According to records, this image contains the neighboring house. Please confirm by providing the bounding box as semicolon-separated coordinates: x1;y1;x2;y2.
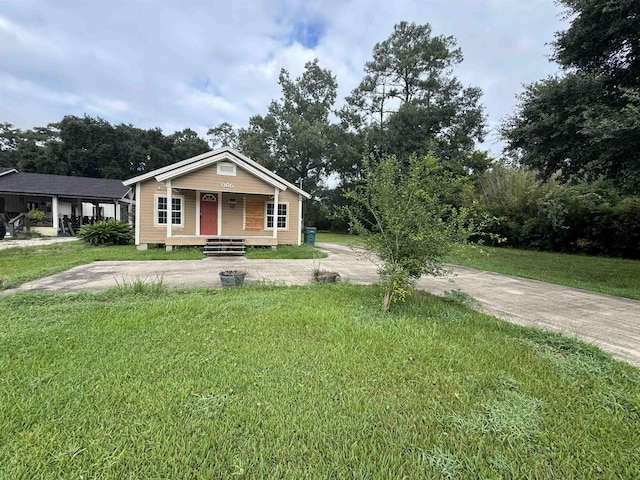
0;167;133;236
123;147;311;250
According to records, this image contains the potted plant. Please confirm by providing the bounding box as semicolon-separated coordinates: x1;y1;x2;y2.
311;250;339;283
313;270;340;283
219;270;247;288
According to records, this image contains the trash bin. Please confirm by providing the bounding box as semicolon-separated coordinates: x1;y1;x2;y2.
304;227;317;246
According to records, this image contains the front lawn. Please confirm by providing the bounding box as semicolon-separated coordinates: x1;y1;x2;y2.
0;242;203;290
245;244;327;259
447;244;640;301
1;284;638;478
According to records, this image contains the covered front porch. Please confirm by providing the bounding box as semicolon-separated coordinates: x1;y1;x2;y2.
3;194;132;238
137;185;302;251
0;168;134;238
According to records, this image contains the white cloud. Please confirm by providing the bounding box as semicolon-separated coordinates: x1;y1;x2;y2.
0;0;566;156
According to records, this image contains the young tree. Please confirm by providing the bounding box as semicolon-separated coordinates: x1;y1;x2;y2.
344;153;473;312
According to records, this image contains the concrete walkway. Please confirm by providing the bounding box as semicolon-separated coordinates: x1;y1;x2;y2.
0;236;78;250
4;242;640;365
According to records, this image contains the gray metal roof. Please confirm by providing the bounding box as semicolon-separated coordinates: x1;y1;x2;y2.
0;170;130;200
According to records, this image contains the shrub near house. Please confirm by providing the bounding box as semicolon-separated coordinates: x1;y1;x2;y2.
78;220;134;246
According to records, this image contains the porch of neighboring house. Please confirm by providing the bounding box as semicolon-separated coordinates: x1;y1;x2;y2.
0;168;133;239
2;194;132;238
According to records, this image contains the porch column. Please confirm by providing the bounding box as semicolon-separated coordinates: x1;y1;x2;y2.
298;195;303;246
134;183;141;245
166;180;172;238
272;188;279;240
52;195;59;234
114;201;121;221
195;190;201;236
77;199;83;225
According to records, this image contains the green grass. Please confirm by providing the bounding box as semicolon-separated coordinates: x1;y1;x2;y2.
0;242;203;289
315;231;361;245
245;244;327;259
1;284;639;478
448;244;640;301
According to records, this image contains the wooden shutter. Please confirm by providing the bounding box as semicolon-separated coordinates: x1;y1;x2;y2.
245;196;265;231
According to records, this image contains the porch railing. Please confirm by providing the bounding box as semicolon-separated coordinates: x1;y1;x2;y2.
8;213;25;237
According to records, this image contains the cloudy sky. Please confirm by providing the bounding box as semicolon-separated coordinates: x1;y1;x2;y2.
0;0;567;156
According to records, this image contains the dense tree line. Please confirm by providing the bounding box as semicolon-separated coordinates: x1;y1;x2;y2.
487;0;640;257
0;116;211;179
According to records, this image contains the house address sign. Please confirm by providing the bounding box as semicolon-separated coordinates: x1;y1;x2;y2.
220;182;233;188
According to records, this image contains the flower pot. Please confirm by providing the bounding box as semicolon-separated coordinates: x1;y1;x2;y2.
219;270;247;288
313;271;340;283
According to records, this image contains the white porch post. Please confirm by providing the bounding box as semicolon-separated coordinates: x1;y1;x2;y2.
272;188;279;240
134;183;141;245
52;195;59;234
195;190;201;236
298;195;303;246
77;199;83;225
166;180;172;238
217;191;222;236
114;201;121;221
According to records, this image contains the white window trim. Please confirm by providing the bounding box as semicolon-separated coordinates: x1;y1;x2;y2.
154;194;184;227
265;201;289;231
217;162;236;176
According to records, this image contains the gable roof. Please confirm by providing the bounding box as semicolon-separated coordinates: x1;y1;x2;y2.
0;170;131;200
123;147;311;199
0;167;17;177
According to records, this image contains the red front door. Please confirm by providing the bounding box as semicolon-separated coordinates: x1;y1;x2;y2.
200;193;218;235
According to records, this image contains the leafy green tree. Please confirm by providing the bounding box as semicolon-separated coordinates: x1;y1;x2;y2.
238;59;338;197
207;122;239;149
170;128;211;160
503;0;640;194
0;123;25;168
552;0;640;87
344;153;473;312
343;21;486;168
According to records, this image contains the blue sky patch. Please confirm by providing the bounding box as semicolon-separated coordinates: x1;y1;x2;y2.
290;19;326;49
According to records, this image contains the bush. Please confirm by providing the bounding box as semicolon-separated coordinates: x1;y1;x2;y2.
474;175;640;258
78;220;133;246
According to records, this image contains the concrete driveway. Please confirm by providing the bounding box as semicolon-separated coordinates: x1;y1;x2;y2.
4;242;640;365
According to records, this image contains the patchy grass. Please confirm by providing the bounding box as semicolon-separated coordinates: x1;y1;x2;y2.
1;285;638;478
448;244;640;301
245;244;327;260
0;242;203;289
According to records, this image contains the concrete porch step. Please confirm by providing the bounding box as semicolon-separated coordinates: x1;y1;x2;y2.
204;238;246;256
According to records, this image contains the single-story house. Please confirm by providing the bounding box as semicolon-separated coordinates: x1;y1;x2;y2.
123;147;311;251
0;167;133;236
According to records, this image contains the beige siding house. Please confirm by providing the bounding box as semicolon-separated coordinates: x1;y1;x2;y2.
123;147;311;250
